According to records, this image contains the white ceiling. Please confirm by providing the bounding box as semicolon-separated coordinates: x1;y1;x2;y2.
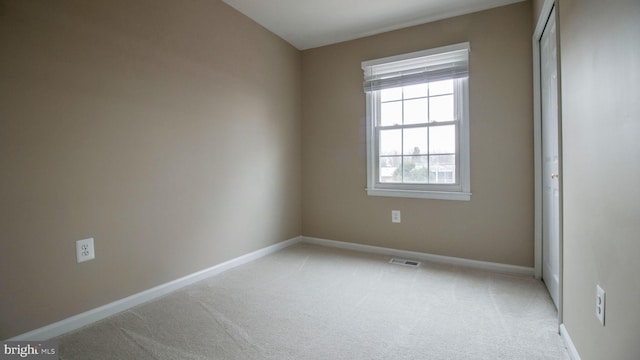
222;0;526;50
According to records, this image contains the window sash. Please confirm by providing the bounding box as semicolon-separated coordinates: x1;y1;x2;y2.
372;80;463;190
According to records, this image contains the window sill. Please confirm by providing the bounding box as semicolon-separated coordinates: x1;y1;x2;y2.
366;188;471;201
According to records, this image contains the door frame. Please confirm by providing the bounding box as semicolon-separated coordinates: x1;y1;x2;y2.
533;0;563;326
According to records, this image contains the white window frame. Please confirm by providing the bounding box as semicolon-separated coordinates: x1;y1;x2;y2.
363;42;471;201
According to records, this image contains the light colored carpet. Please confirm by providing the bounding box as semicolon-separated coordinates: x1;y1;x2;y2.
57;243;569;359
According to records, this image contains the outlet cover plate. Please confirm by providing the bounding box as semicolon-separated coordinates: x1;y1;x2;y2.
76;238;95;263
596;284;605;326
392;210;401;223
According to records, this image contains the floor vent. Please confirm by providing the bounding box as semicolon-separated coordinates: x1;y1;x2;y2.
389;258;421;267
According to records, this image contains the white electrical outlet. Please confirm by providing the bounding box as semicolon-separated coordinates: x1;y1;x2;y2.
596;285;605;326
76;238;95;263
392;210;401;223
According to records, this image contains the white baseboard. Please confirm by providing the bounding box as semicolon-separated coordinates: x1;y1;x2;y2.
8;236;303;341
301;236;534;277
560;324;581;360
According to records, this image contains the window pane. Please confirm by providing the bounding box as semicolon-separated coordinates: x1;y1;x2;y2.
403;156;429;183
379;129;401;156
429;95;454;122
403;127;428;155
429;80;453;96
403;98;428;125
379;156;401;183
380;101;402;126
429;125;456;154
403;84;428;99
429;155;456;184
381;87;402;102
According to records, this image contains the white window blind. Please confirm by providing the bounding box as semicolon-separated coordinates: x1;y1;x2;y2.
362;43;470;92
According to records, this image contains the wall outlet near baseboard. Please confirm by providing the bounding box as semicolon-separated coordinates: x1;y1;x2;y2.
596;284;605;326
76;238;95;263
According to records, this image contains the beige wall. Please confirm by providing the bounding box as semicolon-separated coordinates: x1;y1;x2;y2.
557;0;640;358
301;2;534;266
0;0;301;339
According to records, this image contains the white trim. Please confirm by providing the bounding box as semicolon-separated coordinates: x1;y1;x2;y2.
533;0;558;281
533;0;556;282
560;324;582;360
532;19;543;281
533;0;558;280
302;236;533;277
534;0;556;38
458;74;471;195
366;188;471;201
8;236;303;341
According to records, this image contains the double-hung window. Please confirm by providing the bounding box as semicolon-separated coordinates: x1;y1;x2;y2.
362;42;471;201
